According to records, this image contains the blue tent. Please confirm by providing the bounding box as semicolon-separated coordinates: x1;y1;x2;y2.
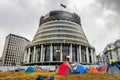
15;68;21;72
73;65;86;74
25;67;35;72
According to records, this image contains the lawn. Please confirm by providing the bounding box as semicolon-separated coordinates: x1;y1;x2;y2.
0;71;120;80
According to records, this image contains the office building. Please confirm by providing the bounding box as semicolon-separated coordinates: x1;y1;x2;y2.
2;34;30;66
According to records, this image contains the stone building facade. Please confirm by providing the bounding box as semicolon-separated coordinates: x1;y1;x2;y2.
101;39;120;65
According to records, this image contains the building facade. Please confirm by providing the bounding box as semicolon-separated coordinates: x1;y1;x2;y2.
23;10;96;65
2;34;30;66
101;39;120;65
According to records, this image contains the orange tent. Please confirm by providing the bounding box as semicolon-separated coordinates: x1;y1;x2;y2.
90;66;98;72
35;67;41;72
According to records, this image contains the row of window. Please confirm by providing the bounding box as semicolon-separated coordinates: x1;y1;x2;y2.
38;28;83;35
8;39;28;46
39;34;85;40
40;25;79;31
5;58;22;62
6;52;23;58
42;21;79;27
8;45;25;51
6;55;23;58
9;35;26;42
33;35;86;44
4;61;22;66
7;50;23;54
35;30;83;39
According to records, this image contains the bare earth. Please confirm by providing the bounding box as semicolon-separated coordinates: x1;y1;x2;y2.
0;71;120;80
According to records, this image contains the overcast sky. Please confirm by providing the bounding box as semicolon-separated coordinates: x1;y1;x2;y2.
0;0;120;57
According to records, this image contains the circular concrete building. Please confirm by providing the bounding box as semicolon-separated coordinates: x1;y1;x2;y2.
23;10;96;65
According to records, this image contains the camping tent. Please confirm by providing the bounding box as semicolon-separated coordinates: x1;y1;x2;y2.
25;66;35;72
71;62;81;71
14;68;21;72
106;65;120;75
36;67;42;72
90;66;98;72
99;66;105;72
73;65;86;74
56;62;73;75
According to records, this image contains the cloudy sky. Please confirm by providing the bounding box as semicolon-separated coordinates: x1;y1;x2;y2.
0;0;120;57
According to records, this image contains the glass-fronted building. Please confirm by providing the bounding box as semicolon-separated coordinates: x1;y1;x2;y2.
23;10;96;65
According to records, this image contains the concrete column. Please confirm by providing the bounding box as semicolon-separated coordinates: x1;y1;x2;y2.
42;46;45;61
91;49;94;64
33;46;36;62
23;49;27;62
77;46;79;63
60;44;62;61
27;48;31;63
93;50;96;64
40;44;43;62
79;45;82;63
86;47;89;63
35;48;38;62
50;44;53;62
69;44;72;62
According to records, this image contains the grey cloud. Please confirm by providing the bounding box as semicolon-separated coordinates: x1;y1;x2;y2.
97;0;120;33
104;14;120;30
98;0;120;14
0;0;70;56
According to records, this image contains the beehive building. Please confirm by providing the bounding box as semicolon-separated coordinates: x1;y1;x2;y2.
23;10;96;65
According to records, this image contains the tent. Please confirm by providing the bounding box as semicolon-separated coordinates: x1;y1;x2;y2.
56;62;73;75
71;62;81;71
99;66;105;72
106;65;120;75
90;66;98;72
25;66;35;72
97;66;102;71
73;65;86;74
36;67;42;72
113;61;120;70
14;68;21;72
